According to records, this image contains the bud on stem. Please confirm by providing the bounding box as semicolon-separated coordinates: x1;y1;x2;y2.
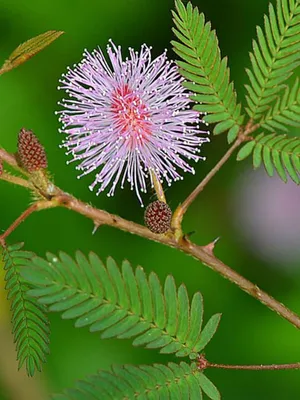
144;200;172;234
17;128;48;172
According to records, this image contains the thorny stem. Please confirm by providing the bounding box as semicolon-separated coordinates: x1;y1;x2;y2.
1;138;300;329
197;355;300;371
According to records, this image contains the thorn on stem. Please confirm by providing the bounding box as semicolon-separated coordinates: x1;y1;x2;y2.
203;236;221;254
92;222;101;235
185;230;196;238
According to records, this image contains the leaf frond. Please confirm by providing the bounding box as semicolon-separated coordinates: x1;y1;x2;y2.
261;78;300;131
245;0;300;120
2;243;50;376
51;362;221;400
172;0;244;143
21;252;221;359
237;133;300;183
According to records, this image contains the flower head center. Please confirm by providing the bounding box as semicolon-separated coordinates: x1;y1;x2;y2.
111;84;151;142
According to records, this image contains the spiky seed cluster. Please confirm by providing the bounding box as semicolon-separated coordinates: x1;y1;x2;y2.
144;200;172;234
0;159;3;175
58;40;209;205
18;128;48;172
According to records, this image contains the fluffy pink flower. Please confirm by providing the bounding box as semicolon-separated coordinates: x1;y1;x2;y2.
58;41;209;205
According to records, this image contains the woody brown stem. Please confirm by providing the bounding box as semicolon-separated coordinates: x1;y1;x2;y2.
1;146;300;329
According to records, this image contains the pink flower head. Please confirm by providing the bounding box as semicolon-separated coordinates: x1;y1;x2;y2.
58;40;209;205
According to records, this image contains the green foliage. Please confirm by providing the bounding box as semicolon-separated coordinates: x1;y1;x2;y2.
172;0;244;143
51;361;220;400
21;252;221;359
245;0;300;120
0;30;64;75
237;133;300;183
261;78;300;132
2;243;50;376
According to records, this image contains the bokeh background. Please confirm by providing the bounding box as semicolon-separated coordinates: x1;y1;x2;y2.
0;0;300;399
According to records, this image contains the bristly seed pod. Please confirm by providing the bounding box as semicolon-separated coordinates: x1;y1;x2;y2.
0;159;3;175
18;128;48;172
144;200;172;234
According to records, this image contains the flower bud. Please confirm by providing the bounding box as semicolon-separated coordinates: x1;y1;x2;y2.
18;128;48;172
144;200;172;234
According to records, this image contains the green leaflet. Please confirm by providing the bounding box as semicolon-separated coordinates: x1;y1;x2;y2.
21;252;221;358
0;31;63;75
245;0;300;120
261;78;300;132
2;243;50;376
172;0;244;143
197;373;221;400
237;133;300;183
51;362;220;400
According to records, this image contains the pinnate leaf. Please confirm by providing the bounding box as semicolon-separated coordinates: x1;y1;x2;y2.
21;252;221;358
172;0;244;143
1;243;50;376
51;361;220;400
245;0;300;120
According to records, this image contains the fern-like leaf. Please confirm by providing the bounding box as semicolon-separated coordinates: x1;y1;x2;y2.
237;133;300;183
51;362;221;400
172;0;244;143
245;0;300;120
261;78;300;132
21;252;221;359
2;243;50;376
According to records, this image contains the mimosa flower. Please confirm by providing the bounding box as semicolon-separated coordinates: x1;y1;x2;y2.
58;41;209;205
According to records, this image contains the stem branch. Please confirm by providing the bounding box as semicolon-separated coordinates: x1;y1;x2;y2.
55;193;300;329
207;362;300;370
0;148;29;177
1;137;300;329
172;138;242;231
0;200;54;245
0;204;38;245
0;172;31;189
181;138;242;214
198;355;300;371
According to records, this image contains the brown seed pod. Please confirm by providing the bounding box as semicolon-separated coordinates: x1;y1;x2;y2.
144;200;172;234
18;128;48;172
0;159;3;175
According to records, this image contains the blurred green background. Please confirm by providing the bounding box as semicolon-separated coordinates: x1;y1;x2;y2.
0;0;300;399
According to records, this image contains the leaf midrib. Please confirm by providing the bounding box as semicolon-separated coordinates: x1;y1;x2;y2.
50;279;195;353
122;368;200;399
